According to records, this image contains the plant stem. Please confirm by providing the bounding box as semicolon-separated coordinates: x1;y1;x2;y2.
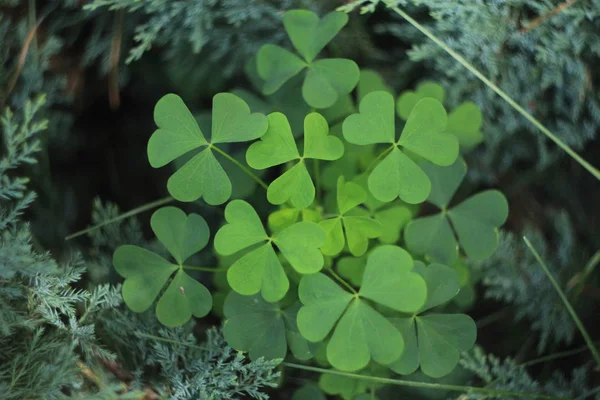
521;0;580;33
365;144;395;172
328;268;358;294
135;332;210;351
521;340;600;367
212;145;268;190
385;4;600;182
283;363;567;399
182;265;227;273
65;196;174;240
523;236;600;369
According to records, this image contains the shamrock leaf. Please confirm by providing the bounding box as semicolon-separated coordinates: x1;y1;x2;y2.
357;69;394;103
257;10;359;108
353;174;414;244
113;207;212;327
297;245;427;371
223;292;315;361
148;93;268;204
396;81;445;120
214;200;325;302
320;176;381;257
445;102;484;153
388;262;477;378
319;363;388;400
268;207;322;234
343;91;459;204
247;112;344;208
405;158;509;265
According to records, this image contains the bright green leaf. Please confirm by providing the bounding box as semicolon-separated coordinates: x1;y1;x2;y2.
303;112;344;161
343;215;381;257
368;147;431;204
273;221;326;274
283;10;348;63
343;91;396;145
359;245;427;313
327;299;404;371
257;45;306;95
267;161;315;208
337;176;366;215
320;218;345;256
396;81;445;120
246;112;299;169
398;98;458;166
214;199;268;255
446;102;484;153
303;59;360;109
210;93;269;143
297;273;353;342
336;255;366;286
155;270;212;327
150;207;209;265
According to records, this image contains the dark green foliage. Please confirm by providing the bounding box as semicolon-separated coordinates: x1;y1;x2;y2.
378;0;600;180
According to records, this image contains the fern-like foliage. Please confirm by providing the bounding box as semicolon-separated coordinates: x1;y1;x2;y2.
377;0;600;181
458;347;600;399
478;211;586;352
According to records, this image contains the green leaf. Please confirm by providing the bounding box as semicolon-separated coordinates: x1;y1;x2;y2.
113;207;213;327
249;112;343;208
211;93;269;143
396;81;445;120
246;112;299;169
303;59;360;109
343;215;382;257
148;94;207;168
298;245;428;371
150;207;209;265
368;148;431;204
374;206;412;244
257;45;306;95
113;245;177;313
414;262;461;312
284;302;318;360
343;91;396;145
293;385;326;400
167;148;231;203
388;262;476;378
358;69;393;103
359;245;427;313
336;176;366;215
405;213;458;265
416;314;477;377
149;92;268;203
283;10;348;63
447;190;509;260
267;207;322;234
215;200;325;301
214;199;268;255
225;242;289;302
223;292;287;361
336;255;366;286
446;102;484;153
273;221;326;274
267;161;315;208
327;299;404;371
405;161;508;263
155;269;212;327
422;158;467;209
303;112;344;161
319;218;345;256
398;98;458;166
297;273;353;342
214;200;288;301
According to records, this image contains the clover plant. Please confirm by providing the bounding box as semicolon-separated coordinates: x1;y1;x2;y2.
113;8;508;384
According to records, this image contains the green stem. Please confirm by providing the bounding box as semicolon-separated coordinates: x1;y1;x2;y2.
182;265;227;273
521;340;600;367
365;144;395;173
65;196;174;240
523;236;600;368
212;145;268;190
135;332;209;351
283;363;567;399
314;159;321;202
385;4;600;182
328;268;358;294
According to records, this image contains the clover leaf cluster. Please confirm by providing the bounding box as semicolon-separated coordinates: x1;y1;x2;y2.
112;8;508;380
